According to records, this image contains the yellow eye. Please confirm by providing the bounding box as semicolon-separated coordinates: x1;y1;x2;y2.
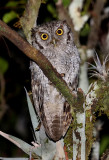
41;33;48;40
56;28;63;35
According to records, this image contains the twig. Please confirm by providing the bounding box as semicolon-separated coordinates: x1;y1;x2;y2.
20;0;41;42
56;0;79;45
87;0;106;48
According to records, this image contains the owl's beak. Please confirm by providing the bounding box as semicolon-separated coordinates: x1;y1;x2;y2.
51;38;56;47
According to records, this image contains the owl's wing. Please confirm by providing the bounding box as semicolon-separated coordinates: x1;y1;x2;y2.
63;101;72;135
30;61;72;142
30;61;44;118
38;100;72;142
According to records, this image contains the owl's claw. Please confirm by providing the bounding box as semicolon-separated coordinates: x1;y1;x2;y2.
31;141;41;148
35;122;41;131
29;141;41;160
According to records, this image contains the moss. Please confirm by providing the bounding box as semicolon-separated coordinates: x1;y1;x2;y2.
85;99;96;159
64;122;73;159
63;89;84;158
85;80;109;159
85;114;94;159
95;81;109;117
0;26;6;32
85;86;96;159
75;89;85;112
70;89;85;118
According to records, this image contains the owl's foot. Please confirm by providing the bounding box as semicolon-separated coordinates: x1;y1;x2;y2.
55;140;65;160
31;141;41;148
29;141;41;160
35;122;41;131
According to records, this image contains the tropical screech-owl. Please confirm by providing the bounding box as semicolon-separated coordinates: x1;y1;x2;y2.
30;20;80;142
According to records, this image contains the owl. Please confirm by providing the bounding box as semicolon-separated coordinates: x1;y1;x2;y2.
30;20;80;142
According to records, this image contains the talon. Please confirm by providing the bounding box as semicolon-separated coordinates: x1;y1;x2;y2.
31;141;41;148
35;122;41;131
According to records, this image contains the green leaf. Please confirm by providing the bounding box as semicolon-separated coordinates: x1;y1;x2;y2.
62;0;71;7
82;0;92;15
100;135;109;155
0;131;41;158
3;11;18;23
24;88;40;143
5;0;26;7
47;4;57;18
80;23;90;37
6;1;20;7
0;57;8;74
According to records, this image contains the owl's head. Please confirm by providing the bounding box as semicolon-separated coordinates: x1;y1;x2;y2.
31;20;74;51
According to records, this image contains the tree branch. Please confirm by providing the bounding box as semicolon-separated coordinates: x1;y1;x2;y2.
20;0;41;42
87;0;106;49
56;0;79;44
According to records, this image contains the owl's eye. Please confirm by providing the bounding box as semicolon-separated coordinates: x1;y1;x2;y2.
41;33;48;40
56;28;63;36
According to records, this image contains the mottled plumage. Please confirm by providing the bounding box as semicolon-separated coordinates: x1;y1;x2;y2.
30;20;80;141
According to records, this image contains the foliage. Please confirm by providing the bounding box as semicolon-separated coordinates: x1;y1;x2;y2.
0;57;8;74
3;11;18;23
62;0;71;7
